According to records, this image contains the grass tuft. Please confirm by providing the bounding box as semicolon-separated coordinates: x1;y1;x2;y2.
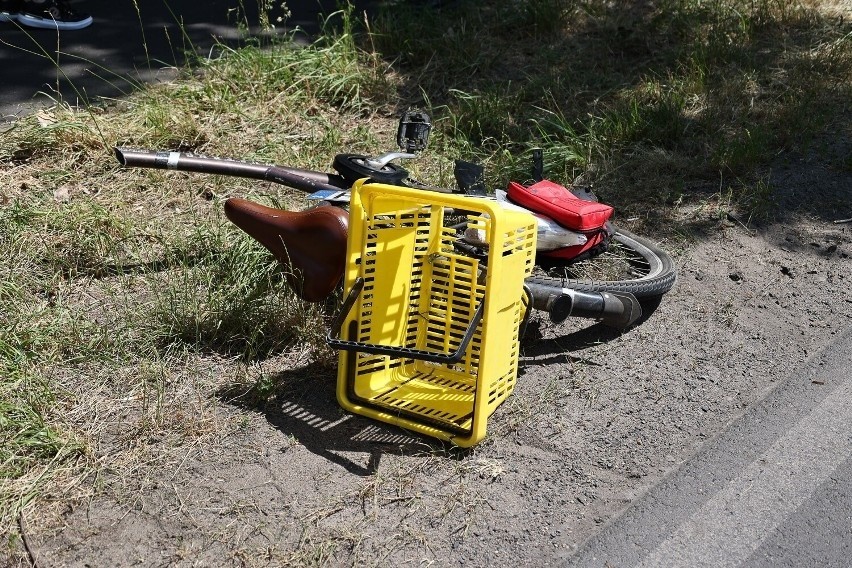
142;219;331;359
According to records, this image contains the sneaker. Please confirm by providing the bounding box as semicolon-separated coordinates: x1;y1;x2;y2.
0;0;21;22
16;0;92;30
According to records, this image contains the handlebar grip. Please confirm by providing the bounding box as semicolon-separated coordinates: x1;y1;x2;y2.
524;281;642;328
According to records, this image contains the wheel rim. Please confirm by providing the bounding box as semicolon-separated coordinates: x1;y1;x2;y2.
527;229;677;298
540;233;664;282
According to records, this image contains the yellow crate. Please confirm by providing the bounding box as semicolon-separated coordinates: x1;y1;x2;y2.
328;181;537;447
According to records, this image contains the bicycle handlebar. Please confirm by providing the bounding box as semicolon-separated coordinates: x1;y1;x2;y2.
114;147;350;194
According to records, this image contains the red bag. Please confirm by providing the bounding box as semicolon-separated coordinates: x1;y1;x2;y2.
507;180;613;232
540;224;613;260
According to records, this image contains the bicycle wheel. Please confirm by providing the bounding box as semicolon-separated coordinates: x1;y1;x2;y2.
332;153;409;184
526;228;677;298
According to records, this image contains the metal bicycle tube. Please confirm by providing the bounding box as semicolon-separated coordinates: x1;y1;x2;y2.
524;281;642;328
114;148;349;193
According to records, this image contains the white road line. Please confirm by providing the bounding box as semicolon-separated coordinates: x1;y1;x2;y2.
638;376;852;568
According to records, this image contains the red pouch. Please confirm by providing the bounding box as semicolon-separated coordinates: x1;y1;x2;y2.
541;224;612;260
507;180;613;232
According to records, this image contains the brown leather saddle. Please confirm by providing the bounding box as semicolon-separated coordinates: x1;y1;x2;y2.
224;198;348;302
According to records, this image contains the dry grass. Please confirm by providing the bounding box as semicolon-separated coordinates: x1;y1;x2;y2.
0;12;401;546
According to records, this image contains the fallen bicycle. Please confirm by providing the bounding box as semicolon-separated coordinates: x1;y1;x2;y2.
115;112;676;445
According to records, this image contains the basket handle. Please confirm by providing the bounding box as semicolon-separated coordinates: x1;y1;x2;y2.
327;277;484;364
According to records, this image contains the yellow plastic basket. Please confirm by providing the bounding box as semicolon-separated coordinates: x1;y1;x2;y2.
328;181;537;447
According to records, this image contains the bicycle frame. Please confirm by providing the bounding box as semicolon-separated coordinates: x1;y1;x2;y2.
115;146;673;329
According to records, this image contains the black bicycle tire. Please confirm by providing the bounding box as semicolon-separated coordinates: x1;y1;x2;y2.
332;153;409;184
525;228;677;298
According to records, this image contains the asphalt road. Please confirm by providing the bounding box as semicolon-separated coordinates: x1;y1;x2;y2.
0;0;374;121
564;325;852;567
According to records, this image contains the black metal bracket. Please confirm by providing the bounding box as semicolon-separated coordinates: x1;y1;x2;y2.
327;277;484;364
397;110;432;153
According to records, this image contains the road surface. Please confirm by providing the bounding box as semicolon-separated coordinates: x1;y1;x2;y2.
565;325;852;567
0;0;373;120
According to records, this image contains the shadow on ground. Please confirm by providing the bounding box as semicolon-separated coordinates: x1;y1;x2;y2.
217;365;463;476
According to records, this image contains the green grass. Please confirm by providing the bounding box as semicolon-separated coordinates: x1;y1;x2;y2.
1;206;96;532
0;14;383;538
373;0;851;217
0;0;850;554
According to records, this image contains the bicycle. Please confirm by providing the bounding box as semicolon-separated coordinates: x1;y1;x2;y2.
114;112;676;331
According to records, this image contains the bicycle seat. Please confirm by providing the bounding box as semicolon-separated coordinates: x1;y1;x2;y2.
224;198;348;302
